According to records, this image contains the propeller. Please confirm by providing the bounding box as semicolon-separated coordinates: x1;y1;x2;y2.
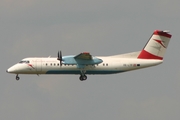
57;51;63;66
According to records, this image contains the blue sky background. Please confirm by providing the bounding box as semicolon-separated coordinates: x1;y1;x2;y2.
1;0;180;119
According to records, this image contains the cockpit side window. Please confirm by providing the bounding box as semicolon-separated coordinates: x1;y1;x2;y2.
19;61;24;63
19;60;30;64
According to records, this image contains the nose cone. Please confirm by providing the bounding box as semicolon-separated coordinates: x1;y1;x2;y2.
6;66;17;73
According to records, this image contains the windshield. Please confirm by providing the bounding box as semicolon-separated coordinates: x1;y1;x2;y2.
19;60;29;64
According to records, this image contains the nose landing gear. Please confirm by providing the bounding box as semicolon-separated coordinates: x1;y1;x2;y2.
16;75;20;80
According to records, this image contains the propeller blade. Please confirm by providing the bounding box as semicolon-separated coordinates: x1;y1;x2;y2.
57;51;63;66
57;51;60;60
60;51;62;61
60;51;63;66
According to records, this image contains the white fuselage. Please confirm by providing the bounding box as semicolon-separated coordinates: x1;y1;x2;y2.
7;57;163;75
6;30;171;81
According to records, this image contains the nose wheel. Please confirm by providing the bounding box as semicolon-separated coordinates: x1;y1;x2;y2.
16;75;20;80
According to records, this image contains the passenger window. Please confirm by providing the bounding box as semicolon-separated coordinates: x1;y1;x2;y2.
46;63;48;66
57;63;59;66
51;63;52;66
54;63;56;66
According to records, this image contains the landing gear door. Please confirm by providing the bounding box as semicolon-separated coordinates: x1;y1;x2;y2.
36;59;42;72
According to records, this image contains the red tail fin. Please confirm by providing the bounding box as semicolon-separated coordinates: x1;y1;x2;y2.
138;30;172;60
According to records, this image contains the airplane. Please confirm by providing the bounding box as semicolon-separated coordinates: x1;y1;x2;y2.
6;30;172;81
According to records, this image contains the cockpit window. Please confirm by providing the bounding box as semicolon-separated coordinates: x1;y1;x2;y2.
19;60;29;64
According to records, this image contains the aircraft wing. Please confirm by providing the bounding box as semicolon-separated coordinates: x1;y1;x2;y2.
74;52;92;60
74;52;102;68
74;52;102;65
62;52;103;68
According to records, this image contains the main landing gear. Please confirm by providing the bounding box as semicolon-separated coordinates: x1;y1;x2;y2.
16;74;20;80
79;75;87;81
79;70;87;81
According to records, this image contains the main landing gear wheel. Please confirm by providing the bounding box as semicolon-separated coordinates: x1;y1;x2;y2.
79;75;87;81
16;75;20;81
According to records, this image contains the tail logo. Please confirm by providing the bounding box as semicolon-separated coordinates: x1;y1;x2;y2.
153;39;166;48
